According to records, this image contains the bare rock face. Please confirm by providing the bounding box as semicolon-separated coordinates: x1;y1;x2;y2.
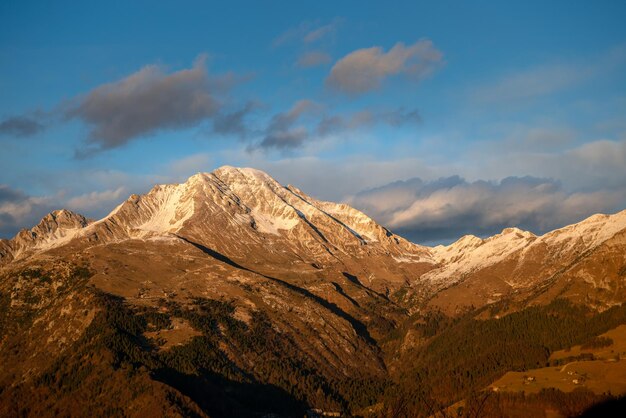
19;210;90;241
0;240;11;262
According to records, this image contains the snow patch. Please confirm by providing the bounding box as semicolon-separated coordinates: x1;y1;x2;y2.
252;210;300;235
136;184;195;235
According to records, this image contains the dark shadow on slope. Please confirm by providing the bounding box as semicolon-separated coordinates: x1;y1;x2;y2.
153;367;305;418
285;188;367;244
342;272;363;287
294;209;330;244
331;282;361;308
342;272;393;303
176;235;376;345
579;396;626;417
178;235;249;271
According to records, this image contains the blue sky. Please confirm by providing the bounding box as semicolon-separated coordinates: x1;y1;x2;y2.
1;0;626;243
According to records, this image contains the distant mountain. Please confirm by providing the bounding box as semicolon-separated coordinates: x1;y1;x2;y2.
1;166;625;417
0;209;91;262
423;210;626;314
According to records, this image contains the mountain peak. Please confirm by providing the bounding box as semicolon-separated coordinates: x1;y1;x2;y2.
211;165;279;188
8;209;90;258
32;165;430;292
184;171;210;184
27;209;90;236
213;165;265;176
500;227;534;237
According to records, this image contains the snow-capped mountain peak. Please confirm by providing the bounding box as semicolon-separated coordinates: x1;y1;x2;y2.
2;168;626;302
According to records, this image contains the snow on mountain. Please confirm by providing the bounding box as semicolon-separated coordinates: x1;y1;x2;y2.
0;167;432;283
2;166;626;302
539;210;626;255
6;210;91;258
423;209;626;293
426;228;537;285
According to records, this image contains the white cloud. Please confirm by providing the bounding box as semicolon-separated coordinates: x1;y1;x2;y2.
470;63;590;104
348;176;626;243
0;185;56;237
65;187;127;213
462;139;626;192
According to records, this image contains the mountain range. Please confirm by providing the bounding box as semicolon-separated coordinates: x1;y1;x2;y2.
1;166;625;417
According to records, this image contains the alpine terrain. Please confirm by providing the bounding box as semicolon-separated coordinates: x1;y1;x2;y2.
1;166;625;417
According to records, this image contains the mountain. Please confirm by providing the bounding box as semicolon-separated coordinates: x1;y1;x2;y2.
2;167;434;293
422;210;626;314
0;209;91;263
1;166;625;417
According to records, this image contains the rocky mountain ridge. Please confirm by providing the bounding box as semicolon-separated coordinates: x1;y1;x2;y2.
2;166;435;293
2;166;626;308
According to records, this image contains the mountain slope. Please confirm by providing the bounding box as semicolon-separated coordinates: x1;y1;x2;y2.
1;166;626;416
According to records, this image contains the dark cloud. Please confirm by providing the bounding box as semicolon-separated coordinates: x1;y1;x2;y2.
0;116;44;137
348;175;626;244
251;102;421;151
326;40;443;95
66;55;225;155
255;100;319;150
212;102;258;137
380;108;421;126
0;185;25;202
258;128;308;150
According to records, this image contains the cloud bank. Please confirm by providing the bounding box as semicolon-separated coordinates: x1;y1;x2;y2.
348;176;626;243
